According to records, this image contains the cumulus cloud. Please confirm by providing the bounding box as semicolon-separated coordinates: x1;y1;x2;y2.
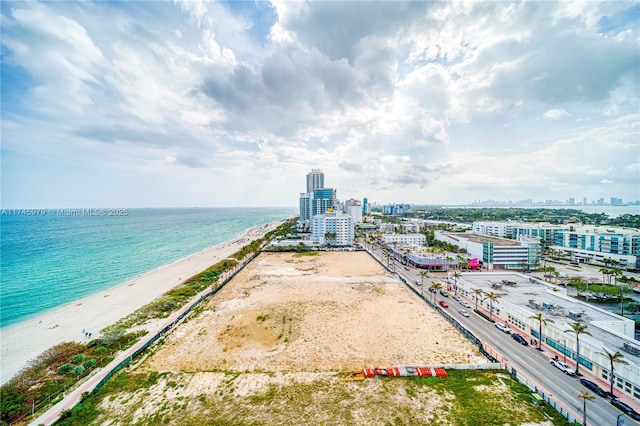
1;1;638;207
542;108;570;120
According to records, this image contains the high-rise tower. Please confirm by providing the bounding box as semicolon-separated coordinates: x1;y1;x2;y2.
306;169;324;194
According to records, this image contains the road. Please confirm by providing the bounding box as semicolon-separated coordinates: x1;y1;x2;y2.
365;243;638;426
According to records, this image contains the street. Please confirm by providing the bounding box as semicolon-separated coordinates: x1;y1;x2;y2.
366;242;638;425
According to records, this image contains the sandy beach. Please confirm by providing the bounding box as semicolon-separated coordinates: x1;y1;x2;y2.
0;221;282;384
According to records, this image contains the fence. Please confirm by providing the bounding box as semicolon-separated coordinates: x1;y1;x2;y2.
92;251;258;394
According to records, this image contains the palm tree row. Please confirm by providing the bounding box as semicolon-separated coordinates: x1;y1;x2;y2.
598;267;623;285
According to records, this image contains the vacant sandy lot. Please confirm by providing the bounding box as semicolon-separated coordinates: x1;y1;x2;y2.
90;253;558;426
144;251;484;373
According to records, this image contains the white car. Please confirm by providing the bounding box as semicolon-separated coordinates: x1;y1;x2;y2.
458;309;469;317
460;300;471;308
550;359;576;376
495;322;511;333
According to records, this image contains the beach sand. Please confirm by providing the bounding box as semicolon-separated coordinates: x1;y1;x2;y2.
0;221;282;384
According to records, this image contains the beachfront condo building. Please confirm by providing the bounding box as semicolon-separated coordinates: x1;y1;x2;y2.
299;193;312;222
311;211;355;246
472;221;640;269
306;169;324;193
312;188;337;216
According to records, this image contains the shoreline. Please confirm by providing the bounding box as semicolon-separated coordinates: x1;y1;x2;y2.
0;220;282;385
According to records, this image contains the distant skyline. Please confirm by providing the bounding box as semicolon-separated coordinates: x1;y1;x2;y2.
2;1;639;208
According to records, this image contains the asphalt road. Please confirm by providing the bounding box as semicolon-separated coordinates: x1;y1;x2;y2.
365;244;638;425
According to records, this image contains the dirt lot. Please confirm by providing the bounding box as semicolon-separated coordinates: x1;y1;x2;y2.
88;252;563;425
144;251;485;373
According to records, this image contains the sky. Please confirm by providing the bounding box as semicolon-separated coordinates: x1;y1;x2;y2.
1;1;639;208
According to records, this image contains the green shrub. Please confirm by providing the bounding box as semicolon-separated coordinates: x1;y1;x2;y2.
0;384;28;424
86;339;100;348
85;358;97;369
73;365;85;376
72;354;85;364
58;363;74;376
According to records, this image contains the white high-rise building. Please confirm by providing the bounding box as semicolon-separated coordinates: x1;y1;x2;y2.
299;193;312;222
306;169;324;194
344;198;362;224
312;211;354;246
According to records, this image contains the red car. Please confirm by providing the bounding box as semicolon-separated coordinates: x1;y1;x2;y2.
438;300;449;308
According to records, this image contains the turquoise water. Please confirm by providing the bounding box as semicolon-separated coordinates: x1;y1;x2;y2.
0;207;295;328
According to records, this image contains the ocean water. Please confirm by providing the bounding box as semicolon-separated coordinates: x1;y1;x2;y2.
0;207;295;328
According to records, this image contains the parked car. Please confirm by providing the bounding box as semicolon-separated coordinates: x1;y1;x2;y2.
438;300;449;308
495;322;511;333
610;399;640;420
511;333;528;345
458;309;469;317
550;359;576;376
440;290;449;297
415;280;421;286
579;379;608;398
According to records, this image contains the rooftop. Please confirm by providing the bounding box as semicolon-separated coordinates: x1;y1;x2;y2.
456;273;639;366
443;232;522;246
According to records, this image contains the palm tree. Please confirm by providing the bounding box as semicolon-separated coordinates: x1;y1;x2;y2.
599;268;610;284
578;390;596;426
453;271;462;295
611;268;622;286
565;323;591;375
419;270;429;284
529;313;553;350
431;281;442;304
419;270;429;296
599;348;627;397
383;251;391;269
620;285;628;316
484;291;500;321
324;232;337;246
471;288;484;311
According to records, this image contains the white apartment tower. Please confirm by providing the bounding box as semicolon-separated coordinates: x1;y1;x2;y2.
312;211;355;246
344;198;363;224
306;169;324;194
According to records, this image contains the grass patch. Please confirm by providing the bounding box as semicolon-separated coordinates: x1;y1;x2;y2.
57;370;572;426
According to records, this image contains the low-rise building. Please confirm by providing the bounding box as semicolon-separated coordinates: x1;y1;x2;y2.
381;233;426;247
457;273;639;403
472;221;640;269
437;232;540;270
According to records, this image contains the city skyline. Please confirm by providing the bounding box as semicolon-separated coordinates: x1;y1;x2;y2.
2;1;639;208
